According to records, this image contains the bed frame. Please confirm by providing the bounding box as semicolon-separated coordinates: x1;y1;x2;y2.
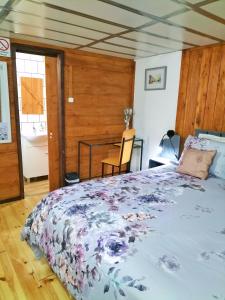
195;129;225;137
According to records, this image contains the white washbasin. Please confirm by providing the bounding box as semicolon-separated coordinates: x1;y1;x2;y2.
22;132;48;143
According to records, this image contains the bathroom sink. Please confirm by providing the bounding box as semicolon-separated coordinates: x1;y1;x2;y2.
21;132;48;143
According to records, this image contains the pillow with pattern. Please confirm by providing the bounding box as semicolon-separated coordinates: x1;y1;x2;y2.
184;135;225;179
177;148;216;179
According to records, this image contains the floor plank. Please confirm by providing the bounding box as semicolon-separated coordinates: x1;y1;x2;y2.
0;180;72;300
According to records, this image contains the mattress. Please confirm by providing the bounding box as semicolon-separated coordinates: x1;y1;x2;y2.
21;165;225;300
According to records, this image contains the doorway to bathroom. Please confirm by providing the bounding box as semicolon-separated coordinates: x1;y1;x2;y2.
12;44;65;199
16;52;49;196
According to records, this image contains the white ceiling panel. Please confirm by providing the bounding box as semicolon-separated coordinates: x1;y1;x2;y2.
107;37;171;54
111;0;182;17
0;28;79;48
15;33;78;48
93;42;153;57
12;1;125;34
39;0;152;27
122;31;190;51
202;0;225;20
169;11;225;40
0;0;223;59
0;21;92;45
6;12;109;40
145;23;218;46
81;47;135;59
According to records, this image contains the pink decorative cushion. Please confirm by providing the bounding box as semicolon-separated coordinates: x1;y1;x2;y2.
176;148;216;179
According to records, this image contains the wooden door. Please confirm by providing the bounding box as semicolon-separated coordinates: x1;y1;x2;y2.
45;56;62;191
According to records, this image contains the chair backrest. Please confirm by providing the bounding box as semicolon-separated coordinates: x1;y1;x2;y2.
119;128;136;165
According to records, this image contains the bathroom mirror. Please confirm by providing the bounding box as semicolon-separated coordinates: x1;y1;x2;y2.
0;61;12;143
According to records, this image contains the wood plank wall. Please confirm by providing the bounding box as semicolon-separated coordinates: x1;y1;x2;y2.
176;44;225;144
0;39;134;201
0;56;20;200
65;51;134;179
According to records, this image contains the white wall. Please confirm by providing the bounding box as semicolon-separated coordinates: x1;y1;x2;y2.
132;51;182;170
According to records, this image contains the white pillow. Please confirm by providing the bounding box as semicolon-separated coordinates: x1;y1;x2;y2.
198;133;225;143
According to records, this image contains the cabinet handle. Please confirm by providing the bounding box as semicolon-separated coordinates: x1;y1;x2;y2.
49;132;53;139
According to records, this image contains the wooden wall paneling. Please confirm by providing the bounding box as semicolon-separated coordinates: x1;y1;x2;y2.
203;46;222;130
0;38;134;201
213;44;225;132
175;51;190;143
194;48;212;130
45;56;61;191
0;151;20;200
2;43;66;204
65;51;134;179
182;49;203;137
176;43;225;144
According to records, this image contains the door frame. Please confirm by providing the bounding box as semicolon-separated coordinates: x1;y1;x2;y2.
11;43;65;199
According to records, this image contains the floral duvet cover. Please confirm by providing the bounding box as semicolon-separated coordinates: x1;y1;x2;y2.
21;166;225;300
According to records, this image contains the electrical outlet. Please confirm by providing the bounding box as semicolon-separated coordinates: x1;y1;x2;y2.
68;97;74;103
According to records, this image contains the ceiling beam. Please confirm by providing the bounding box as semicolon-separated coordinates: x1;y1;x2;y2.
171;0;225;25
0;0;21;24
103;40;156;54
3;19;97;42
0;27;81;47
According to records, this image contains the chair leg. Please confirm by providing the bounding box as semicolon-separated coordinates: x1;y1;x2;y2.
118;165;121;175
112;165;114;176
102;163;105;178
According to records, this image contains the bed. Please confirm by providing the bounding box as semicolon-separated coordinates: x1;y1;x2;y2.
21;132;225;300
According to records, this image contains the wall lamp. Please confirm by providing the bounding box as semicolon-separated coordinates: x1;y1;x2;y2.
159;130;179;160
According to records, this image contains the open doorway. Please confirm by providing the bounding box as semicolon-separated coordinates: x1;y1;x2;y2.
12;44;65;199
16;52;49;197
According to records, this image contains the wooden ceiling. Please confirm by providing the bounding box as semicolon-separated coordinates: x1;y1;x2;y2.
0;0;224;59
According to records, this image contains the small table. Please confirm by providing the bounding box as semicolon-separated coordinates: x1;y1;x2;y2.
78;137;144;180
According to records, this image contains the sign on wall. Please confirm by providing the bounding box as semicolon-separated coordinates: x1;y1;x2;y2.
0;37;11;57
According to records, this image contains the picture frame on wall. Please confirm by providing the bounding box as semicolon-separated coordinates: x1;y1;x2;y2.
0;61;11;143
144;66;167;90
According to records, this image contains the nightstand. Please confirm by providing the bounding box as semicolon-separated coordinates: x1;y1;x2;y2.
149;156;178;169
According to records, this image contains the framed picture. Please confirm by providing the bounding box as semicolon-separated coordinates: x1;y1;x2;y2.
144;66;167;90
0;61;11;143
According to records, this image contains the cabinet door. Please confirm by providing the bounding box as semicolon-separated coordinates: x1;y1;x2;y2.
22;144;49;179
45;56;63;191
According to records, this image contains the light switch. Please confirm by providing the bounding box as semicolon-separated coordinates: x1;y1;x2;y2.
68;97;74;103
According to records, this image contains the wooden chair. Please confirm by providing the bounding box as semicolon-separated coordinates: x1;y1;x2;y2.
101;128;136;177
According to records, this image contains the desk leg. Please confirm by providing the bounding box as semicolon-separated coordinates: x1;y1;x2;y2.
89;145;92;180
140;140;143;171
78;141;81;177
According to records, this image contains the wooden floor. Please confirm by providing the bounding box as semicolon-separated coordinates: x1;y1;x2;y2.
0;180;72;300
